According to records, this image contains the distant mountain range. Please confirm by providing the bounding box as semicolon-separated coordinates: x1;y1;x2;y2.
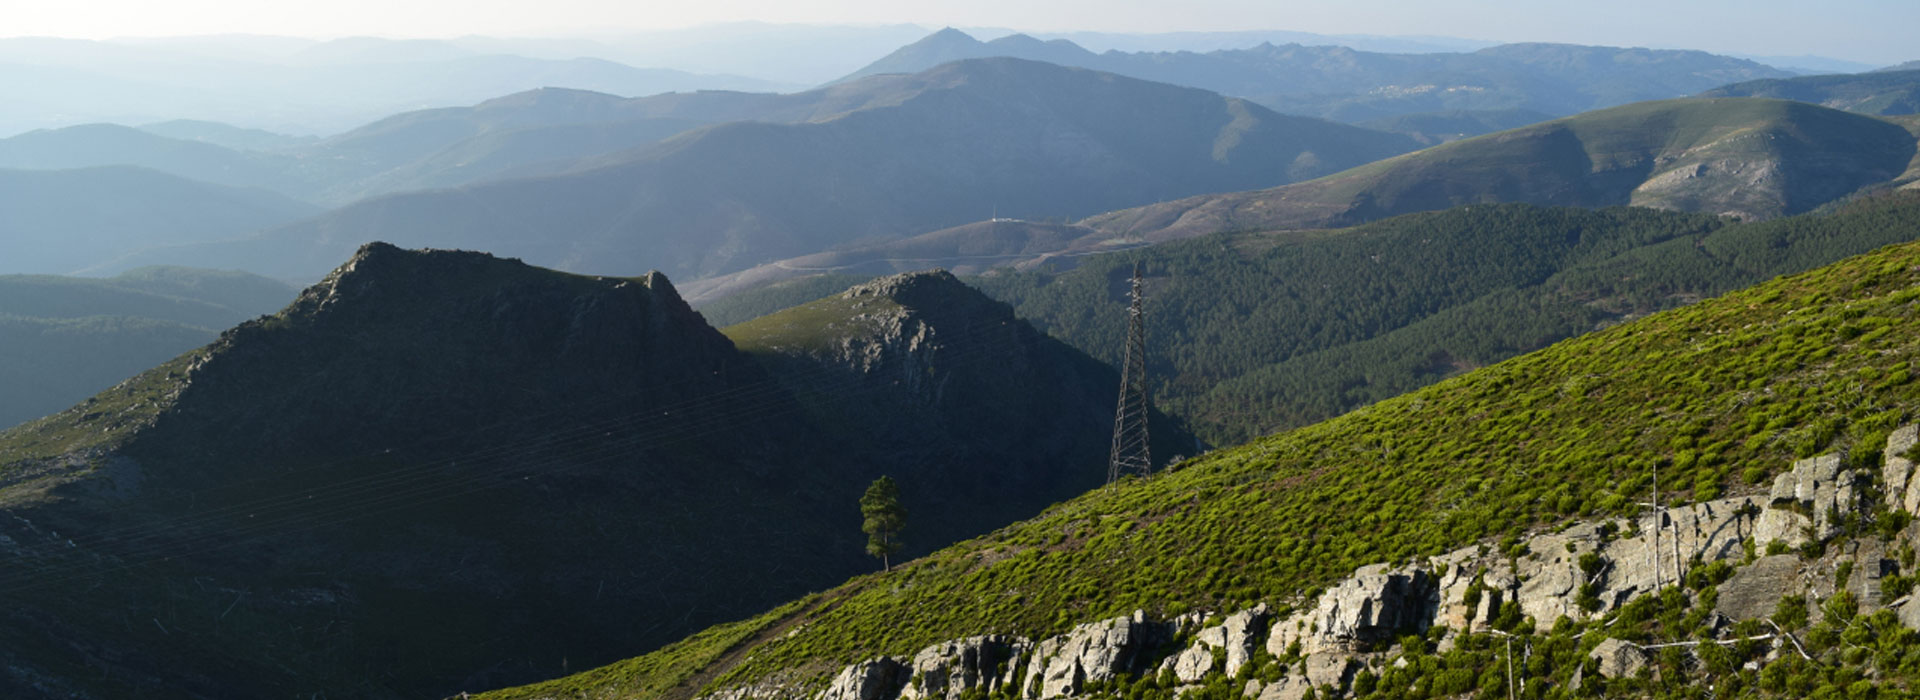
0;36;787;137
1700;68;1920;115
0;244;1184;698
88;58;1418;282
0;267;294;430
840;29;1796;127
683;97;1920;301
0;166;319;275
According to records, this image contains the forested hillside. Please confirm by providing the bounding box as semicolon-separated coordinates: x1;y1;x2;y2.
979;193;1920;444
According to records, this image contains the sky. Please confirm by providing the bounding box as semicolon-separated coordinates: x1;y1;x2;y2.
3;0;1915;65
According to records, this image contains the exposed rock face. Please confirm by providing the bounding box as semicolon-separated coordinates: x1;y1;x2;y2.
822;658;911;700
1589;638;1648;679
898;636;1029;700
1885;425;1919;512
1715;555;1806;621
703;439;1920;700
1303;653;1357;689
1023;613;1169;699
1757;453;1859;547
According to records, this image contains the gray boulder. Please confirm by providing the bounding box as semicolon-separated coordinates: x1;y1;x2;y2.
1303;653;1357;690
1887;425;1919;513
1024;612;1161;698
1589;638;1647;679
1714;554;1805;622
1308;566;1436;647
821;657;910;700
898;636;1029;700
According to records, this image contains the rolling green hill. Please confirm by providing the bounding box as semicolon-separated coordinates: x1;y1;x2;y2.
478;195;1920;700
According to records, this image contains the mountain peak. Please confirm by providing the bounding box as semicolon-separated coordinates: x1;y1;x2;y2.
924;27;980;44
845;268;964;302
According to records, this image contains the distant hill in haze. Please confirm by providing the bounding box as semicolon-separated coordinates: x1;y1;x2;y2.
684;97;1919;301
0;36;788;137
838;29;1794;124
0;166;320;275
1073;97;1917;240
0;124;324;201
136;119;319;151
0;267;294;430
93;59;1418;283
1699;68;1920;115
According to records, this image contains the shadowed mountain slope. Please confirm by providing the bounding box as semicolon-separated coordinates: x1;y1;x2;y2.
0;245;1180;698
1700;68;1920;115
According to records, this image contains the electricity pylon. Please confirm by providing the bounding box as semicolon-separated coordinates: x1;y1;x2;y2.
1107;263;1152;484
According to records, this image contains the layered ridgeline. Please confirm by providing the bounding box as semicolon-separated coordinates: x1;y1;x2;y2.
484;203;1920;700
681;96;1919;303
842;29;1790;126
0;266;295;430
1700;68;1920;116
0;245;1180;698
93;58;1417;282
1079;97;1918;240
0;166;320;275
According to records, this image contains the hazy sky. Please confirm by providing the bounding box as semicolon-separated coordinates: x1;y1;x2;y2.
5;0;1915;65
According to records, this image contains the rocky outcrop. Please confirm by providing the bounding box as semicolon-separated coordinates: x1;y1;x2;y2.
1023;612;1171;699
704;438;1920;700
822;658;911;700
1589;638;1648;679
1884;425;1919;513
1757;454;1859;547
897;636;1028;700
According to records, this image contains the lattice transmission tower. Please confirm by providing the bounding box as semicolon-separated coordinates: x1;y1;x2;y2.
1107;263;1153;484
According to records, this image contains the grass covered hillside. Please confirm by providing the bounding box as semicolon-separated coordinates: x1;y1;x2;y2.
980;193;1920;445
483;202;1920;700
1077;98;1916;241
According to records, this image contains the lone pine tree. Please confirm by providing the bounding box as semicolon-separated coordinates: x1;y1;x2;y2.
860;476;906;570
